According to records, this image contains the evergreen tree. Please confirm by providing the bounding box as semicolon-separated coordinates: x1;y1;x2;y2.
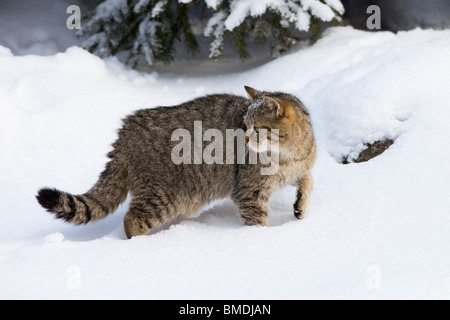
80;0;344;67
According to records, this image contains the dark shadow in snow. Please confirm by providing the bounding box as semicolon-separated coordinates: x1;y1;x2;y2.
189;200;242;228
191;198;297;228
61;196;296;241
342;139;394;164
60;204;128;241
269;204;298;226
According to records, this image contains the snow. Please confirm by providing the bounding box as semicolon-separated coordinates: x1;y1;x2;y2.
222;0;342;31
204;11;228;59
324;0;345;15
151;0;168;18
301;0;336;22
205;0;224;10
93;0;128;20
295;7;311;32
2;25;450;299
204;0;342;57
134;0;152;13
248;97;265;110
82;0;129;36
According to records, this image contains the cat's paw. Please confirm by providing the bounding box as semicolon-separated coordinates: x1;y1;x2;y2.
294;209;304;219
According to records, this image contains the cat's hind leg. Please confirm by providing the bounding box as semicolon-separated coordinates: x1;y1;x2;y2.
123;191;174;239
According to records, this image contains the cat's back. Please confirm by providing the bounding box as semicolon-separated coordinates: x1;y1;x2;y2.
113;93;250;205
117;93;247;150
121;94;248;136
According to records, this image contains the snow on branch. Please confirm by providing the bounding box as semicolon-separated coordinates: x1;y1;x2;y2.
222;0;342;32
81;0;344;66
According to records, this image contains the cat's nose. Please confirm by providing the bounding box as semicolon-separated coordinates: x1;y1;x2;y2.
245;136;249;144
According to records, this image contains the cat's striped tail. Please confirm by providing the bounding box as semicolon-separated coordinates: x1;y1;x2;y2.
36;160;127;225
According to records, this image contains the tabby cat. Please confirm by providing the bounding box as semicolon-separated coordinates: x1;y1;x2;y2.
36;86;316;238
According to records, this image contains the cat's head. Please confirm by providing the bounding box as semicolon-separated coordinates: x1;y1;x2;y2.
243;86;310;156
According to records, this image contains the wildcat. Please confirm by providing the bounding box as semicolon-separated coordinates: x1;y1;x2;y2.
36;86;316;238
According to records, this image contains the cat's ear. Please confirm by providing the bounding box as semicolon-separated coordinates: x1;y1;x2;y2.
244;86;262;101
263;96;283;117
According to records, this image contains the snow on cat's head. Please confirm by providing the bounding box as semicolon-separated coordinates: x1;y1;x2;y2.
243;86;313;161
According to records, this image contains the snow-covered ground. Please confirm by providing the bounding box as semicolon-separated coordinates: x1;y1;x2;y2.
1;25;450;299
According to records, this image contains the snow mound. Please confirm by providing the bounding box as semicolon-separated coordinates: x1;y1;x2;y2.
44;232;65;244
1;27;450;299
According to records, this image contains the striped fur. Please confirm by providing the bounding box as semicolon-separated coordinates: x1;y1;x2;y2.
36;87;316;238
36;159;127;225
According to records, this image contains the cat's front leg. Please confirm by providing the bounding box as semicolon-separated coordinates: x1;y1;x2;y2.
232;188;269;227
294;174;313;219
